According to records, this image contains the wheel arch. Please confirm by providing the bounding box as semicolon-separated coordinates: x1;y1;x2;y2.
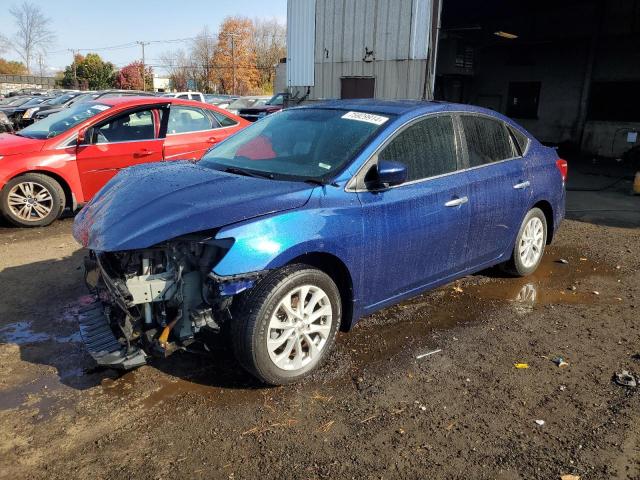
286;251;354;332
532;199;555;244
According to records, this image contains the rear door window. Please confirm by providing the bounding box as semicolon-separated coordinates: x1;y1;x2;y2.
167;106;214;134
378;115;458;182
460;115;516;167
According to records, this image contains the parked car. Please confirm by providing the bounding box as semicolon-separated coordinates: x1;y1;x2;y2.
236;93;287;122
20;92;82;128
0;111;13;133
0;97;248;227
3;96;54;129
204;94;237;106
162;91;205;102
224;95;270;115
72;99;567;385
33;90;155;121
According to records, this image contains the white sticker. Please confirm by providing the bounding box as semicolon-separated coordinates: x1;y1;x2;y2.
92;104;110;111
318;162;331;170
341;111;389;125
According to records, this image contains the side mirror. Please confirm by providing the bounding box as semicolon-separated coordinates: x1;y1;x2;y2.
376;160;407;187
77;127;87;145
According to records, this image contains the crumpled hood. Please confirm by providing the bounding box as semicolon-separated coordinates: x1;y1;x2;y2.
0;133;44;155
73;161;314;252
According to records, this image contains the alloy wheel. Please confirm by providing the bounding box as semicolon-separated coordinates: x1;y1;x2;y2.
7;181;54;222
266;284;333;371
518;216;544;268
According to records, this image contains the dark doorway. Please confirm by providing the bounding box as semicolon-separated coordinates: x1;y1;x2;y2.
506;81;541;119
341;77;375;99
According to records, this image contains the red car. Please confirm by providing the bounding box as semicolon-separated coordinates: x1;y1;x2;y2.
0;97;249;226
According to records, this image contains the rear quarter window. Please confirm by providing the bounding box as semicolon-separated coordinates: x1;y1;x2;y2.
460;115;516;167
211;111;238;127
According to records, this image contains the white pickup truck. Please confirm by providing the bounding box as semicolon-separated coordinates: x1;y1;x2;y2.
161;91;205;102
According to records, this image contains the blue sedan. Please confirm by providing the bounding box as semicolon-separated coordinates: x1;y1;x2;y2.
73;100;567;385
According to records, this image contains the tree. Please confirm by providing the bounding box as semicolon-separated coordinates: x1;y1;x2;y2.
115;61;153;90
252;18;286;93
0;58;28;74
212;16;260;95
159;49;192;91
189;27;217;92
0;33;11;55
61;53;115;90
9;1;56;73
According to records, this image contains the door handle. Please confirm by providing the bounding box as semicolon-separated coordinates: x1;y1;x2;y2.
444;196;469;207
133;149;154;158
513;181;531;190
206;137;218;144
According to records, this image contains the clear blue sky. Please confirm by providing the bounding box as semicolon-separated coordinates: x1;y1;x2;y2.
0;0;287;74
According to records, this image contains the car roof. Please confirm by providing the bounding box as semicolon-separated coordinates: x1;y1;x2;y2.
90;96;228;109
301;99;515;120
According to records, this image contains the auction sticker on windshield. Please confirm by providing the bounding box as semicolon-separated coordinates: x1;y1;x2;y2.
341;111;389;125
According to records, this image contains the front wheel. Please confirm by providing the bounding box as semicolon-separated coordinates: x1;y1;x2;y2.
503;207;547;276
0;173;65;227
231;265;341;385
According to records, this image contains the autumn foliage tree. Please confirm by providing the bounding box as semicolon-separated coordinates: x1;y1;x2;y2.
115;61;153;90
0;58;28;74
212;16;260;95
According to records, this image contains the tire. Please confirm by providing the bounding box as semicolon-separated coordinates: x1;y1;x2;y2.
0;173;65;227
502;207;548;277
231;264;341;385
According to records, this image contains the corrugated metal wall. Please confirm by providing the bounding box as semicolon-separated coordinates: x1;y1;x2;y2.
288;0;435;100
287;0;316;87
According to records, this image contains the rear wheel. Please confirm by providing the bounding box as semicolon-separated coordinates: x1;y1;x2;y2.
0;173;65;227
231;264;341;385
503;207;547;276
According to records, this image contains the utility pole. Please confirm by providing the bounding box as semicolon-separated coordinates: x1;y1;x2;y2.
68;49;79;89
220;32;240;95
137;41;150;91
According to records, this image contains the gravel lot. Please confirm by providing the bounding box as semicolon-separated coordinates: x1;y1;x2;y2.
0;217;638;480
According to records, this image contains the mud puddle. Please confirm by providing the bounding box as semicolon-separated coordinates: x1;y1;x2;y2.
3;246;616;418
339;245;617;370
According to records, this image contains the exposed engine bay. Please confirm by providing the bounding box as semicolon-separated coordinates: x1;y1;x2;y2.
79;236;262;369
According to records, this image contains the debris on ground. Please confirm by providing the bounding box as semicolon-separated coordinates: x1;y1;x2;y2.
452;285;464;293
535;419;545;426
514;363;529;369
560;474;581;480
552;357;570;368
416;349;442;359
592;290;600;295
557;258;569;264
568;285;577;291
614;370;638;388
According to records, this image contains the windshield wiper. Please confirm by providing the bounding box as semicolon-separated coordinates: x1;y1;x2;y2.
223;167;274;180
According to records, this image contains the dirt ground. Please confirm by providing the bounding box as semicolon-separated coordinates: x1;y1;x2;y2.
0;216;639;480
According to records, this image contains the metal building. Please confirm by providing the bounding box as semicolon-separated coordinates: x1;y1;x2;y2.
287;0;441;101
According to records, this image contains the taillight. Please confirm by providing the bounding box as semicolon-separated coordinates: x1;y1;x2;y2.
556;158;568;183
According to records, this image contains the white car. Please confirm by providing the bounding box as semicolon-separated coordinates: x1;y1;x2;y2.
161;91;205;102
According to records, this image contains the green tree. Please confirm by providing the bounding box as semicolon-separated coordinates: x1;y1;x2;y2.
61;53;115;90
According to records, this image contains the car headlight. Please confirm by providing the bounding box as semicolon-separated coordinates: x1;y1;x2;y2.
0;112;8;122
23;107;39;119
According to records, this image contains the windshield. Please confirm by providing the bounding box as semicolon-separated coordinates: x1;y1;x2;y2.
6;97;32;107
48;94;75;105
21;97;48;107
19;102;112;139
266;94;284;106
199;108;392;181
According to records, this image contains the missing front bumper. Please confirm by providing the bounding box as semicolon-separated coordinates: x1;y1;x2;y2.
77;300;147;370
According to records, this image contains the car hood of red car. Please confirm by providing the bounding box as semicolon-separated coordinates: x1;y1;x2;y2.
0;133;44;156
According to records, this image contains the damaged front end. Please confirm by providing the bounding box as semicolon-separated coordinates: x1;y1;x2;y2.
78;234;263;370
